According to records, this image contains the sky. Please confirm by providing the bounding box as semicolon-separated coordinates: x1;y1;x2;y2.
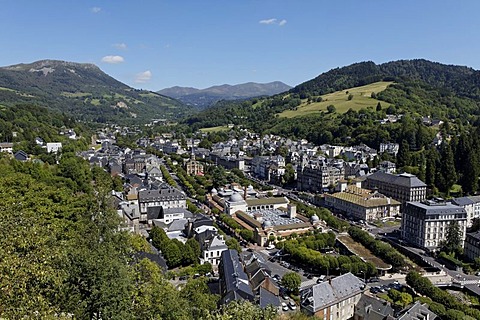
1;1;480;91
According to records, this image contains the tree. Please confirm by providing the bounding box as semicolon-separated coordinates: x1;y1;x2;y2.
347;94;354;101
327;105;336;113
225;238;241;252
281;272;301;294
438;142;457;194
396;140;411;168
442;221;462;256
163;241;183;268
376;102;382;111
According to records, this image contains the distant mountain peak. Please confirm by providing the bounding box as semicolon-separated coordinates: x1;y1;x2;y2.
3;59;100;72
158;81;292;108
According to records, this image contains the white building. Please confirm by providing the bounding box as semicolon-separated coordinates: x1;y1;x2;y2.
402;200;467;251
46;142;62;153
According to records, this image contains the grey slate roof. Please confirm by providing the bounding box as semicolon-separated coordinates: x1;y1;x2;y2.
396;301;437;320
452;197;475;206
301;273;364;313
406;201;466;216
467;231;480;241
355;294;394;320
138;185;186;202
220;249;254;304
367;172;427;188
259;287;281;309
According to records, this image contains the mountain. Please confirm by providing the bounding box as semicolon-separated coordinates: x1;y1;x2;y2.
0;60;190;124
158;81;291;108
184;59;480;145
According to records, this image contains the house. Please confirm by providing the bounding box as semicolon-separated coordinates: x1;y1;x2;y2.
354;294;394;320
218;249;255;305
300;273;364;319
14;150;29;162
0;142;13;154
46;142;62;153
198;233;228;266
146;207;193;225
396;301;438;320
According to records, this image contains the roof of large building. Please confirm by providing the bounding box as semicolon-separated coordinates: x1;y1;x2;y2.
466;231;480;241
138;186;186;201
220;249;254;304
246;197;289;207
452;197;476;206
301;273;364;313
366;171;427;188
327;186;400;208
406;201;467;216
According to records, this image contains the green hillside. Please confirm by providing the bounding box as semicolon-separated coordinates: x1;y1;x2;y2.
0;60;192;124
279;81;392;118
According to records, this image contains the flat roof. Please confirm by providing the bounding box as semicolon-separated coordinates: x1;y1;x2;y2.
246;197;289;207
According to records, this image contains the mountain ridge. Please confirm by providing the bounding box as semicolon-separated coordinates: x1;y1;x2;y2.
0;59;190;124
158;81;291;108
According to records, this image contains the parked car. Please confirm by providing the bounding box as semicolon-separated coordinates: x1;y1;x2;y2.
281;302;289;311
288;301;297;310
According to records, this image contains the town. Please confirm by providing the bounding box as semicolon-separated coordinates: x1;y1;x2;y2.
5;121;470;319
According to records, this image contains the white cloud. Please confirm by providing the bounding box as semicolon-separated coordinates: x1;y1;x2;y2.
135;70;152;83
259;18;277;25
101;55;125;64
279;19;287;26
113;43;128;50
91;7;101;13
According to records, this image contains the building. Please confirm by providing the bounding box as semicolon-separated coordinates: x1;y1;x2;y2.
199;233;228;267
452;196;479;228
363;172;427;210
379;142;399;156
325;186;400;221
146;207;192;225
354;294;394;320
251;155;285;182
396;301;438;320
138;184;187;221
401;200;467;251
0;142;13;154
297;163;345;193
300;273;365;319
46;142;62;153
185;150;204;176
209;153;245;171
218;249;255;305
464;231;480;261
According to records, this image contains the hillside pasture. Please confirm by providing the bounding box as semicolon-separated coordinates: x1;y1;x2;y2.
279;81;393;118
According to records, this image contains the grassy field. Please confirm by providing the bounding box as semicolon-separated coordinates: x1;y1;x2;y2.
61;92;92;98
279;81;393;118
199;125;232;133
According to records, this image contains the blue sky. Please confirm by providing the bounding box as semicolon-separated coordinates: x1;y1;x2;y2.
1;1;479;91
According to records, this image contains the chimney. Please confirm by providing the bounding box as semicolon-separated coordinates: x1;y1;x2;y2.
288;204;297;218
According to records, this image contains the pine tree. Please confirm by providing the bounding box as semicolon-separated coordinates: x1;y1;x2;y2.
396;140;411;168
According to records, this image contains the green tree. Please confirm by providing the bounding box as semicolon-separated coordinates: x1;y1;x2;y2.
281;272;301;294
225;238;241;252
442;221;462;256
327;105;336;113
396;140;411;168
163;241;183;268
376;102;382;111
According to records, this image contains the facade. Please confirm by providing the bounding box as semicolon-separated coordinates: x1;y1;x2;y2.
0;142;13;154
464;231;480;261
138;185;187;220
300;273;364;319
401;200;467;251
297;163;345;193
379;142;399;156
452;196;480;228
200;234;228;266
251;155;285;182
325;186;400;221
185;150;204;176
209;153;245;171
363;172;427;210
